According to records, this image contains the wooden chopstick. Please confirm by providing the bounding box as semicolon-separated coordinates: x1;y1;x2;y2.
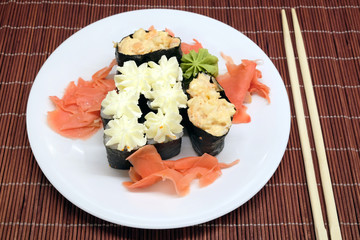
281;10;328;240
291;8;342;240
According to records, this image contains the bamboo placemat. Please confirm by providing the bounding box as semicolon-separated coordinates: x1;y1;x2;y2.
0;0;359;239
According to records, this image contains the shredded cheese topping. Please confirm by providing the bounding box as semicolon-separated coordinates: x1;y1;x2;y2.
117;28;181;55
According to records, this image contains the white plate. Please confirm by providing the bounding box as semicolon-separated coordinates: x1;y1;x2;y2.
26;9;290;229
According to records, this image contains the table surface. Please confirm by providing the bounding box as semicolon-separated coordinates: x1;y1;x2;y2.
0;0;359;239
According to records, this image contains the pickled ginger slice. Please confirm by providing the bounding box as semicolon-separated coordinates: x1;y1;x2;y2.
181;38;203;54
126;145;167;178
123;145;239;196
217;53;270;124
47;60;116;139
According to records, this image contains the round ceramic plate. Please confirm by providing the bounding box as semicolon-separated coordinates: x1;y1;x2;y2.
26;9;290;229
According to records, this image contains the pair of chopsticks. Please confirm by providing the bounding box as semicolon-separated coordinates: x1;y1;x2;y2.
281;9;342;240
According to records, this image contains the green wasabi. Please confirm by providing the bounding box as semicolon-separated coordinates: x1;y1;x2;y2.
180;48;219;80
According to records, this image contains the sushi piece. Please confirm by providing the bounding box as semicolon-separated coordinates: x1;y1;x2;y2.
185;73;236;156
115;60;151;94
144;108;184;159
100;89;142;127
103;117;147;169
115;28;182;67
145;81;187;114
142;56;187;159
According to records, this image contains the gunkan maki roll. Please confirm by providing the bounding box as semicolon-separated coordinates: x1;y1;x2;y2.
144;108;184;159
103;116;147;169
142;55;187;159
114;28;182;67
185;72;236;156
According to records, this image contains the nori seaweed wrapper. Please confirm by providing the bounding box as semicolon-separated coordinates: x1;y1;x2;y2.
115;31;182;67
152;137;182;160
103;134;133;170
105;145;133;169
138;94;151;123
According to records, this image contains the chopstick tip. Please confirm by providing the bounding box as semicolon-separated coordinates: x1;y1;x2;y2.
281;9;286;17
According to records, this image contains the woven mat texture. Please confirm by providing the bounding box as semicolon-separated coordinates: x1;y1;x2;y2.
0;0;359;239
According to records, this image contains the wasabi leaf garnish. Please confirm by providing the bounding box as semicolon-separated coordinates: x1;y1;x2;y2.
180;48;219;80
